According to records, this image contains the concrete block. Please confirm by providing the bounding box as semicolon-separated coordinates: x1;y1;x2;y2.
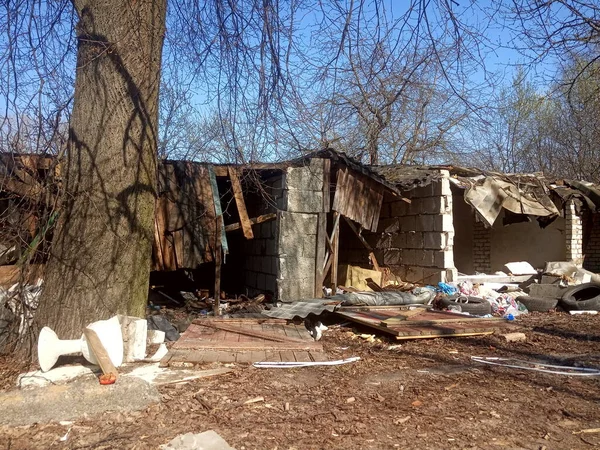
1;377;159;427
379;202;391;219
420;196;443;215
411;185;433;198
445;268;458;282
390;200;408;217
278;256;315;280
418;250;435;267
526;284;567;299
279;212;317;236
399;215;417;232
388;265;407;280
443;195;453;213
415;214;435;232
432;178;452;196
407;200;421;215
423;232;445;250
266;238;277;256
434;250;454;268
285;160;324;191
302;239;316;258
406;231;424;249
285;188;323;213
401;249;416;265
378;218;400;233
405;266;424;283
422;268;444;284
383;249;402;265
391;233;406;248
434;214;454;232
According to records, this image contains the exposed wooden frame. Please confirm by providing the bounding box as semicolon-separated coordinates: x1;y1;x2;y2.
224;213;277;232
342;216;381;271
227;167;254;239
330;211;340;290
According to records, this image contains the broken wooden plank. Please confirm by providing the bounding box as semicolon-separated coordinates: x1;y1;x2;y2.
224;213;277;232
394;331;494;340
227;167;254;239
83;328;118;378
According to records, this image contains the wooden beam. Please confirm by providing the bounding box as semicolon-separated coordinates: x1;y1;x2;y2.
314;212;327;297
214;215;223;316
227;167;254;239
330;211;340;290
342;216;381;271
224;213;276;232
83;328;118;379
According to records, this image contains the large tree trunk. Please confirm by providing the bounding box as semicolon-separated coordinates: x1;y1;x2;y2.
35;0;167;338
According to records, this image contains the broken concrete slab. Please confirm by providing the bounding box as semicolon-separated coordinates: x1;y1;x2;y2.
124;363;232;386
17;364;97;389
161;430;236;450
0;377;159;426
527;284;566;299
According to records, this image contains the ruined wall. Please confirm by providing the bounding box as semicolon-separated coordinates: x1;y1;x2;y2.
276;158;327;301
451;186;474;274
583;211;600;273
566;200;584;267
472;220;492;273
489;212;566;271
242;174;284;297
368;170;457;284
468;208;566;274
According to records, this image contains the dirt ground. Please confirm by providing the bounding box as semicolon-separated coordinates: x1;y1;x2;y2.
2;312;600;450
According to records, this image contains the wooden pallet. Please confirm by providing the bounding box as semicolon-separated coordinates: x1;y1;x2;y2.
335;307;512;340
161;318;327;366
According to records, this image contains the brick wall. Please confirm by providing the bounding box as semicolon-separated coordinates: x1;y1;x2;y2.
472;219;492;273
356;170;457;284
565;200;584;266
583;211;600;273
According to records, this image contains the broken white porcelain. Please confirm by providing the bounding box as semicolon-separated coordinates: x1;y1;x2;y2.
148;343;168;362
37;327;90;372
147;329;166;344
38;316;124;372
82;316;124;367
119;315;147;362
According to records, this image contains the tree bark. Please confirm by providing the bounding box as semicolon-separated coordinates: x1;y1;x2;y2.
35;0;167;338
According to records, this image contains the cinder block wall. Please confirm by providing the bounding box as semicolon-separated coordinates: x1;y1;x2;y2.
583;211;600;273
367;170;457;284
243;175;284;296
472;219;492;273
276;158;327;301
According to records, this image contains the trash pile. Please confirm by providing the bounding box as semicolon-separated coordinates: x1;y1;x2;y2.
434;281;527;318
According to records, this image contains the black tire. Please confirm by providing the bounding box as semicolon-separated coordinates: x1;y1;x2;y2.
560;283;600;311
516;295;558;312
440;296;492;315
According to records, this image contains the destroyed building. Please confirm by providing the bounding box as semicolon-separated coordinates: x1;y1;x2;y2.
0;150;599;299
